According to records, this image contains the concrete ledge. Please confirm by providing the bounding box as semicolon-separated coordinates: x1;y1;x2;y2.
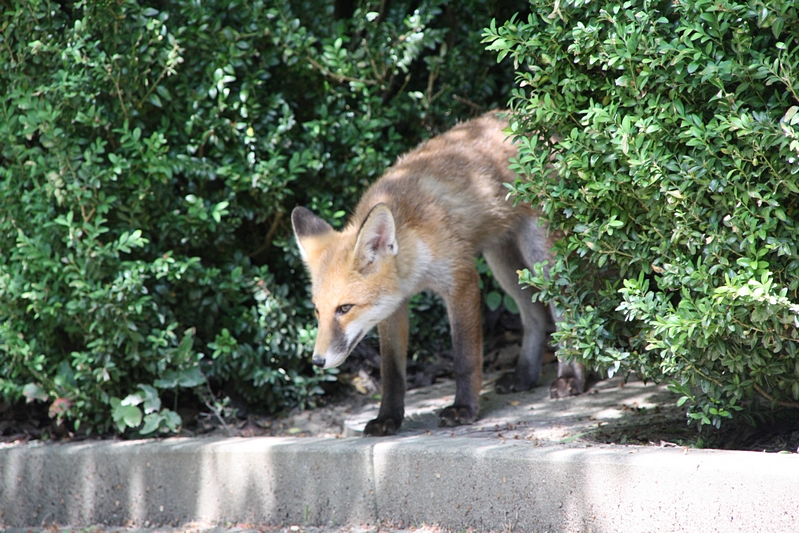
0;438;377;528
1;436;797;532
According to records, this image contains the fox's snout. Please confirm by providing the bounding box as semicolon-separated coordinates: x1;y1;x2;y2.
310;347;352;370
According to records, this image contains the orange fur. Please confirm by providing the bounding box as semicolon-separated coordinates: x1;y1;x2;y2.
292;111;583;436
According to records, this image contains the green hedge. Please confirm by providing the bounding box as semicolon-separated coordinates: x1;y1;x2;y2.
486;0;799;427
0;0;523;436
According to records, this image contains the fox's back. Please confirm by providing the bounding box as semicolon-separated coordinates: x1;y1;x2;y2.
353;111;531;255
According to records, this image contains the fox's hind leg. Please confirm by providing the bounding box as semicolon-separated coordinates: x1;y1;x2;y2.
549;301;586;398
489;216;585;396
484;235;550;393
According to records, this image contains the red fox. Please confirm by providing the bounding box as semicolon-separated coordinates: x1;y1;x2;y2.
292;111;585;436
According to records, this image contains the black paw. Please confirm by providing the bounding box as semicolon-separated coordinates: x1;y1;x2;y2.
495;372;535;394
549;376;582;399
363;417;400;436
437;405;477;427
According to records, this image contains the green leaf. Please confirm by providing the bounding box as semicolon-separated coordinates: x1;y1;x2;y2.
22;383;48;403
112;400;142;432
138;384;161;414
162;409;182;431
212;201;229;223
140;413;162;434
121;393;143;407
177;328;196;362
503;293;520;315
153;371;178;389
177;366;205;388
486;291;502;311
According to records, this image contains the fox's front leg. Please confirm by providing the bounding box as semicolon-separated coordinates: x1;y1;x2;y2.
363;301;409;436
438;267;482;427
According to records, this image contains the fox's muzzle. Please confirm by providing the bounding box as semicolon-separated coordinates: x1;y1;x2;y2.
311;348;351;369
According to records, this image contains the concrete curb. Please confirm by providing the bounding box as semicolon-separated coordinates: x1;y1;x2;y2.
1;436;797;532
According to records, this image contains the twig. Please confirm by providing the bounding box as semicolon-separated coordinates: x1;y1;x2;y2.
753;383;799;409
306;56;378;86
453;95;483;111
137;41;183;109
425;60;440;107
204;381;236;437
80;203;96;224
107;65;129;121
249;211;284;259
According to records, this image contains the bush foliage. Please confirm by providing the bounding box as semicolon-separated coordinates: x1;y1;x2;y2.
0;0;522;436
485;0;799;427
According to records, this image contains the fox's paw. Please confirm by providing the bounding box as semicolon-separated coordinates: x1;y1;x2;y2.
549;376;583;399
363;417;400;437
438;405;477;427
550;360;586;398
495;372;535;394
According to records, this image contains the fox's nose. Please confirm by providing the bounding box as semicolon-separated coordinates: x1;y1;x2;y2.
312;355;325;367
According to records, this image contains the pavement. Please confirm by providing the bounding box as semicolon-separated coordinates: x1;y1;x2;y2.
2;363;798;533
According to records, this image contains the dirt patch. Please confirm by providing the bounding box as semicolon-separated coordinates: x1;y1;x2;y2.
187;345;799;454
3;333;798;453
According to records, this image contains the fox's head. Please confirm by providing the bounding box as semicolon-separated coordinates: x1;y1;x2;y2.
291;204;403;369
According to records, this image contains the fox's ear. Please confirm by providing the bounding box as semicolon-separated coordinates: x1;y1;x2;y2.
353;203;398;270
292;206;334;265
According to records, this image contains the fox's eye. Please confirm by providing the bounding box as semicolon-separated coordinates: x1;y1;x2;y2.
335;304;354;316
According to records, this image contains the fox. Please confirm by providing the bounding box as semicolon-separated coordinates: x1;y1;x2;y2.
291;111;585;436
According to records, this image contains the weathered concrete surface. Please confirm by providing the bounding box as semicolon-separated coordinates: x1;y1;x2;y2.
372;438;799;532
2;366;797;532
2;434;798;533
0;437;377;528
